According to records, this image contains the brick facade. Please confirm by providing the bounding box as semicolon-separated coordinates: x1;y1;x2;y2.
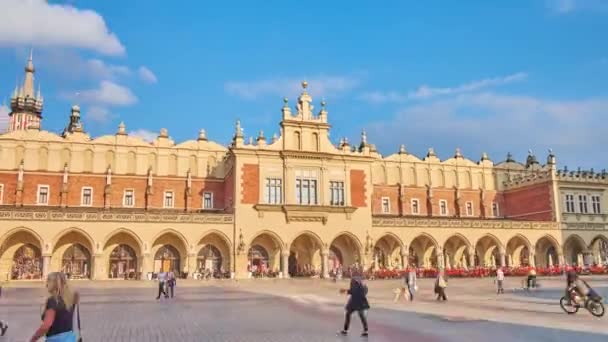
502;181;553;221
350;169;367;207
241;164;259;204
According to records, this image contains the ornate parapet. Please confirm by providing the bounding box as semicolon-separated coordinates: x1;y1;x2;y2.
555;169;608;184
372;216;559;230
253;204;357;225
502;170;552;189
0;207;233;224
562;222;608;231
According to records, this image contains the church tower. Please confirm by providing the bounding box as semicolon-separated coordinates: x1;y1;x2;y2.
8;51;44;131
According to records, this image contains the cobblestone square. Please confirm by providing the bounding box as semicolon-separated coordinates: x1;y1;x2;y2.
1;278;607;342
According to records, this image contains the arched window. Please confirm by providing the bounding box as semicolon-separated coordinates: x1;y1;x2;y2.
11;244;42;280
248;245;269;270
154;245;180;274
62;244;91;279
109;244;137;279
197;245;222;272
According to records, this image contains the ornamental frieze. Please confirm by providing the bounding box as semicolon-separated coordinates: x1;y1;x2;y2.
372;216;559;230
0;209;233;224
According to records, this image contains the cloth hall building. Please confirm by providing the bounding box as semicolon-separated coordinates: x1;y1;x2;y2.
0;57;607;281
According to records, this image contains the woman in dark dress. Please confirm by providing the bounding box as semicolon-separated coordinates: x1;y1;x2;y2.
339;276;370;337
30;272;79;342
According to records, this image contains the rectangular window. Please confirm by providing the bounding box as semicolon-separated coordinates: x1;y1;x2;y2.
492;202;500;217
381;197;390;214
123;189;134;207
0;184;4;205
295;177;317;205
265;178;282;204
37;185;49;205
164;191;174;208
466;201;474;216
579;195;588;214
439;200;448;216
81;187;93;206
565;194;575;213
330;181;345;206
203;192;213;209
411;199;420;215
592;195;602;214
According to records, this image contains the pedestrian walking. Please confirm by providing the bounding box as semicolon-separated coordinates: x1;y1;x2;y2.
167;271;176;298
29;272;80;342
156;270;169;300
435;269;448;301
338;276;369;338
495;268;505;294
0;283;7;336
406;268;417;301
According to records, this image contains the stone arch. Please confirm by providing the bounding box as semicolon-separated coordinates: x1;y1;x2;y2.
590;235;608;265
151;229;189;275
475;234;503;267
535;235;561;267
196;230;232;274
127;151;136;174
102;228;144;279
51;228;95;277
506;234;532;267
294;131;301;150
563;234;587;266
329;232;363;269
409;233;439;268
373;233;404;269
248;230;285;272
0;227;44;280
312;132;319;152
443;234;472;269
39;146;49;170
289;231;324;276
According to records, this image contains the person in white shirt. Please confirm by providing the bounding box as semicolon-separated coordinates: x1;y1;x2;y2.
496;268;505;294
156;270;168;300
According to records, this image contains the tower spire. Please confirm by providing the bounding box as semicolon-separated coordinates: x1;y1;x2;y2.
22;49;35;98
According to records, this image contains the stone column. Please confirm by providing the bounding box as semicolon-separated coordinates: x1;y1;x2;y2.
92;254;105;280
558;253;565;267
281;252;289;278
508;254;513;267
234;253;249;279
499;252;506;268
187;253;197;278
436;250;444;269
141;253;152;277
468;248;476;268
42;255;51;279
401;251;409;269
321;250;329;279
529;251;536;267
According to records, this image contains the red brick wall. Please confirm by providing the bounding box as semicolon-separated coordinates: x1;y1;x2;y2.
371;185;399;215
0;172;17;205
0;171;229;211
223;166;235;211
502;181;553;221
350;169;367;207
402;187;429;216
241;164;259;204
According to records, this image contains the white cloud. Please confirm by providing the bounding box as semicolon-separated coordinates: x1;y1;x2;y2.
87;59;131;79
129;129;157;142
0;104;10;132
76;81;138;106
86;106;112;123
138;66;158;84
0;0;125;55
367;92;608;168
361;72;527;103
225;75;360;100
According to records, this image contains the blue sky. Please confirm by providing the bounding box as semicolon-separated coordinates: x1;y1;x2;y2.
1;0;607;168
